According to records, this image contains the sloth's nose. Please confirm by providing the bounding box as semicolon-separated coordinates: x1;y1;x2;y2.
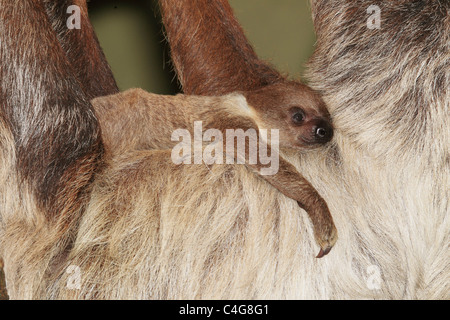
312;119;333;143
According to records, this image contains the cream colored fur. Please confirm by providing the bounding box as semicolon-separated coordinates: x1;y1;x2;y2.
0;0;448;299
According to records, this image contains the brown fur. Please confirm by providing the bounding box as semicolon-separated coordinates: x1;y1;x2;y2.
42;0;119;99
93;88;337;257
0;0;448;299
159;0;285;94
0;259;6;300
0;0;116;298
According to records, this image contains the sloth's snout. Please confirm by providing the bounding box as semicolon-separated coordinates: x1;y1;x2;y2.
299;118;333;146
312;119;333;144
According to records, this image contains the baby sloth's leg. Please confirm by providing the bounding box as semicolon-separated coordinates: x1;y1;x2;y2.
93;89;337;257
257;158;338;257
206;112;337;257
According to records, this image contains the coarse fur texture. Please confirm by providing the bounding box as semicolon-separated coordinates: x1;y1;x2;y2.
0;0;448;299
42;0;119;99
0;0;117;299
93;88;337;258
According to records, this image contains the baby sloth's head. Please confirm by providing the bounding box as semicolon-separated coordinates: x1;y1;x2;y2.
245;81;333;149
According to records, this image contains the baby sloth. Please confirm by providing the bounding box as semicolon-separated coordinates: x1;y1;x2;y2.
93;81;337;258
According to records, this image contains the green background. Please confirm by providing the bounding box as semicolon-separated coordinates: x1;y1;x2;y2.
88;0;316;94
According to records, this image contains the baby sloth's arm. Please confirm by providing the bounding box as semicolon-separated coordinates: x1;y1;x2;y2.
92;88;337;257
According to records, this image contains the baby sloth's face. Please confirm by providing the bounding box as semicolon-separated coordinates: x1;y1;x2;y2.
287;105;333;148
245;81;333;150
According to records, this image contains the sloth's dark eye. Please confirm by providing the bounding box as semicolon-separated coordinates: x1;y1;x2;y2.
292;111;305;124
